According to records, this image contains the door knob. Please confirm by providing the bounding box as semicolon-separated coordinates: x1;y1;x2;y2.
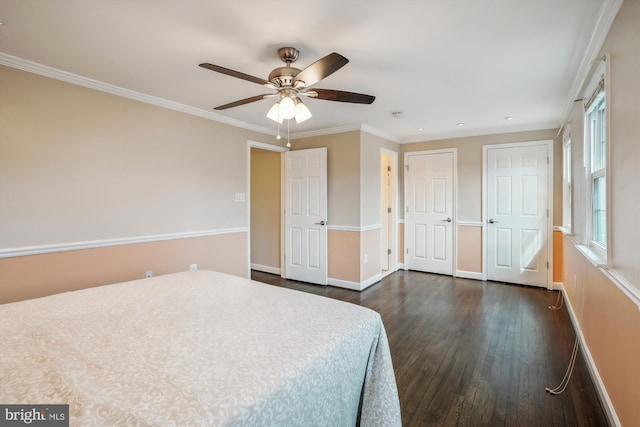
488;219;499;224
442;218;452;222
314;220;327;226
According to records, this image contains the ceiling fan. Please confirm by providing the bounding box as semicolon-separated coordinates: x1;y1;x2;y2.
199;47;375;123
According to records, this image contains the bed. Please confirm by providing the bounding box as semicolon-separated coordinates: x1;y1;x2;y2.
0;270;401;426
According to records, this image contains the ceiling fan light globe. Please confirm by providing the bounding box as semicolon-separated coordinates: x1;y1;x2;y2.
278;96;296;120
266;103;283;123
294;100;312;123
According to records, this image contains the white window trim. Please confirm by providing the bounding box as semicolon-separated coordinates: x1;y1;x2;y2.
562;124;572;234
581;55;610;266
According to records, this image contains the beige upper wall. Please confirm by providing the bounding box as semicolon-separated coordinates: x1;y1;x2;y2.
400;129;561;223
568;101;587;242
292;131;361;227
0;65;280;249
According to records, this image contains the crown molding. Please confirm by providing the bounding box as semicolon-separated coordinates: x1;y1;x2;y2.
0;52;276;136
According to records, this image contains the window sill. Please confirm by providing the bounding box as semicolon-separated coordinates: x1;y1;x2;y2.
575;244;608;268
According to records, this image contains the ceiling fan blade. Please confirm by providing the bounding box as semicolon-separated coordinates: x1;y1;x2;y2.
214;94;271;110
308;88;375;104
292;53;349;87
199;63;271;86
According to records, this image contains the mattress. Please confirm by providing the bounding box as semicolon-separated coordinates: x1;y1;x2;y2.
0;270;401;426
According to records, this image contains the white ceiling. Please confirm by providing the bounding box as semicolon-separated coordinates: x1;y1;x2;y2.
0;0;614;142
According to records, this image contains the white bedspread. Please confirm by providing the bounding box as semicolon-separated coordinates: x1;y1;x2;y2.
0;270;401;426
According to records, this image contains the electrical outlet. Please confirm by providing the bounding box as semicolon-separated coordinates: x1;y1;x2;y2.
234;192;246;202
189;264;198;271
145;271;153;278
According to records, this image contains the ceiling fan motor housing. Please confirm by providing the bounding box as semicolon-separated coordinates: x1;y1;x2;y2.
268;47;301;87
268;66;301;87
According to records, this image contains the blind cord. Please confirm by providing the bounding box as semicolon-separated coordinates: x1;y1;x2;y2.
545;290;577;395
548;290;564;310
546;336;580;395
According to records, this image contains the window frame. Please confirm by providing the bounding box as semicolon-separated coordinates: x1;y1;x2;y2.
562;125;572;233
587;94;606;248
582;59;610;264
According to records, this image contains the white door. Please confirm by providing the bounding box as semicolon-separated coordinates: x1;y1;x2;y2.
405;151;454;275
485;142;550;287
284;148;328;285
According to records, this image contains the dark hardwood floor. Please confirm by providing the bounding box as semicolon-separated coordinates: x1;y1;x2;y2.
251;270;608;427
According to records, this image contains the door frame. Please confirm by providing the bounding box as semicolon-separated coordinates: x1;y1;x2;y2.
381;148;399;278
404;148;458;275
246;140;288;278
481;140;554;288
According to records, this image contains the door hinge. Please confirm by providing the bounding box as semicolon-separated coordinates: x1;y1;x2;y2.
547;261;549;269
387;207;392;213
387;165;391;172
405;165;409;172
547;209;549;217
387;249;392;255
406;248;409;254
406;207;409;213
547;156;549;164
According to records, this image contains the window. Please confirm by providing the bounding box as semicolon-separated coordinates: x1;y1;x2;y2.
584;78;607;256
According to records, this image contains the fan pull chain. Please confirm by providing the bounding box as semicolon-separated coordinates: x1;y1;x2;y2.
545;335;579;395
548;290;563;310
286;119;291;148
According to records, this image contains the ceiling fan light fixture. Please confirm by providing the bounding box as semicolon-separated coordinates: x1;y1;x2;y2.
278;96;296;120
266;102;283;123
202;47;374;125
294;98;312;123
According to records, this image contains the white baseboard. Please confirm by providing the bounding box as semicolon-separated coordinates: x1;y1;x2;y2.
250;264;281;275
328;274;382;291
455;270;483;280
551;282;563;291
559;284;621;427
327;278;361;291
361;274;382;290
